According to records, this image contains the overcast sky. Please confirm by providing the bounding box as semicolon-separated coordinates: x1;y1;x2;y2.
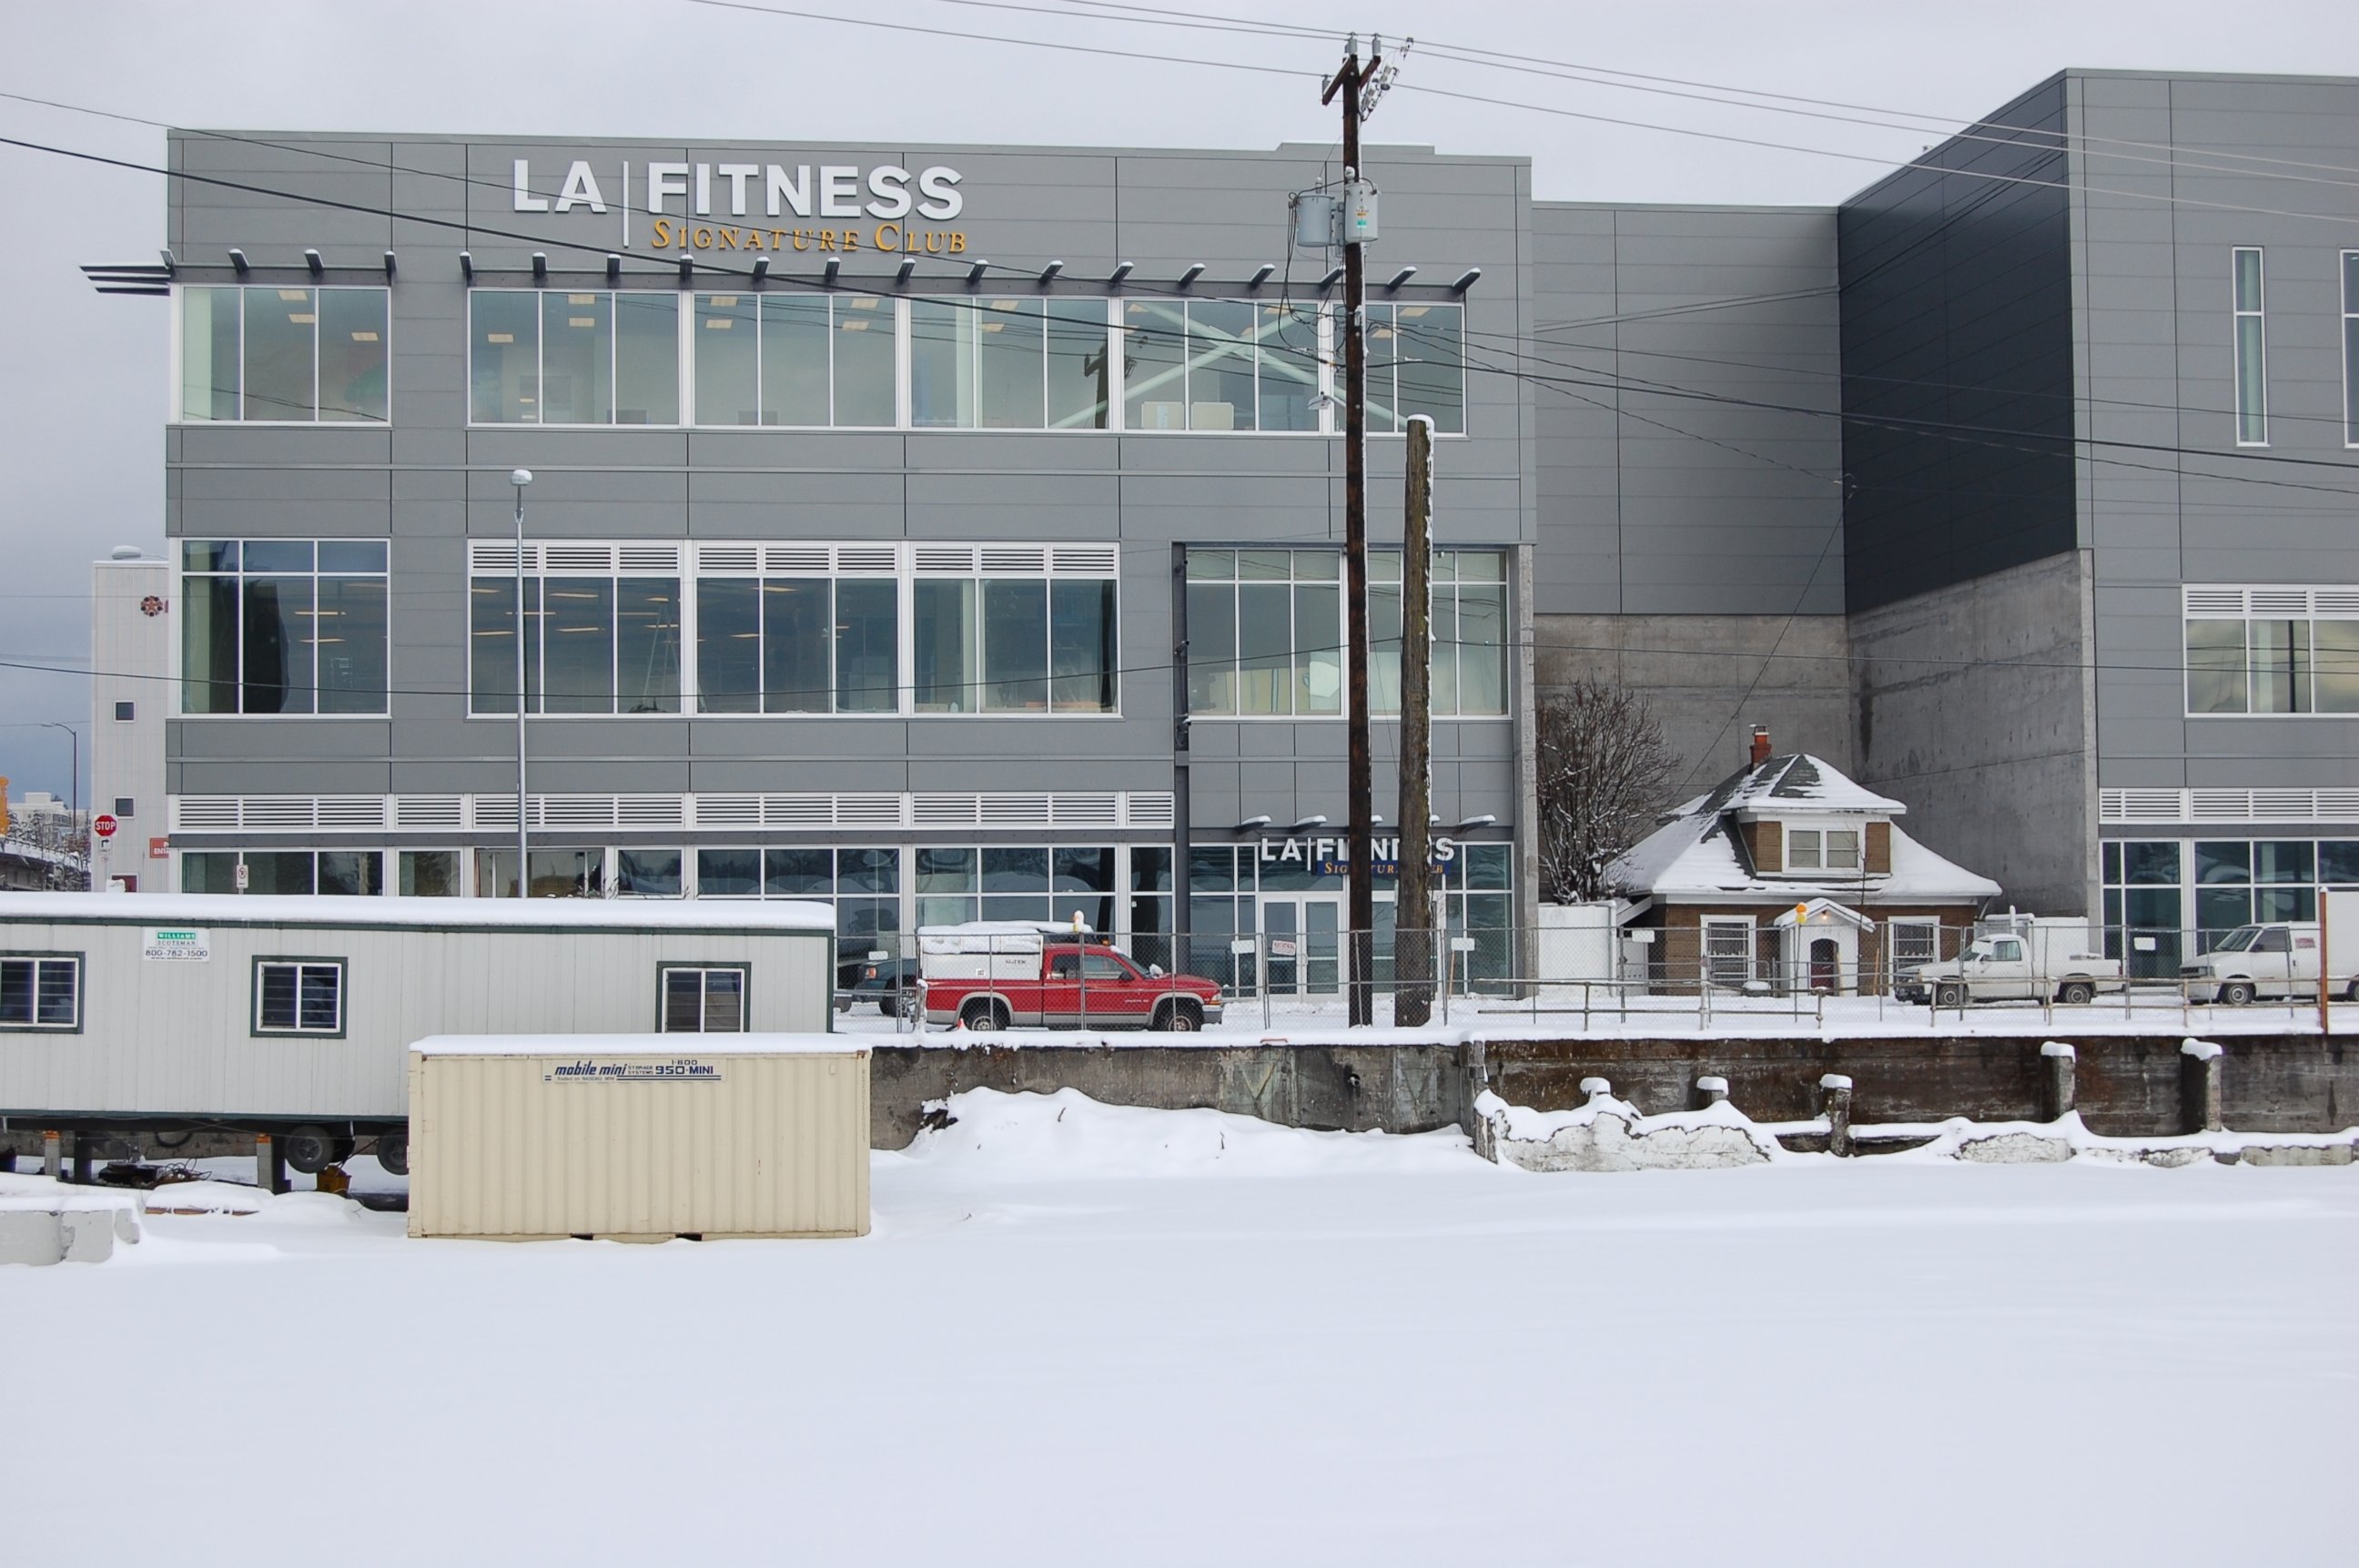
2;0;2354;799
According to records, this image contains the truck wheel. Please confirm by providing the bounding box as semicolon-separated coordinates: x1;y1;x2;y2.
375;1130;410;1178
2221;981;2255;1007
282;1126;340;1175
962;999;1007;1032
1154;1000;1201;1033
2345;979;2359;1004
1934;984;1965;1008
2058;981;2093;1005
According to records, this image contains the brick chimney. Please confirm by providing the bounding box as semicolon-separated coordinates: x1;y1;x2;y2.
1748;726;1772;768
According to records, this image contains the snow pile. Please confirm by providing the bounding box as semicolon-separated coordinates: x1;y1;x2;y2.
1472;1084;1779;1172
893;1087;1482;1179
1888;1112;2359;1168
0;1175;144;1264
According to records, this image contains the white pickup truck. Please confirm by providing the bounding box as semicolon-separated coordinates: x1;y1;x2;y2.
2179;892;2358;1003
1895;920;2127;1007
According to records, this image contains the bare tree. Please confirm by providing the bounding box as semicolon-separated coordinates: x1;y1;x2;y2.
1536;680;1682;904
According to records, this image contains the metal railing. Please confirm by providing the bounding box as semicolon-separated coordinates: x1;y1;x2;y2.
827;921;2350;1033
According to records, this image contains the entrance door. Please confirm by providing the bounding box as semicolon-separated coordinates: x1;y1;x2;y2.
1809;937;1839;993
1260;895;1342;996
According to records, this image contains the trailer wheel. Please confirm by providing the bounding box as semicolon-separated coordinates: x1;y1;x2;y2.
1934;983;1966;1008
961;999;1007;1033
1153;999;1202;1033
2345;979;2359;1004
374;1130;410;1178
2058;981;2094;1005
2221;980;2256;1007
282;1126;340;1175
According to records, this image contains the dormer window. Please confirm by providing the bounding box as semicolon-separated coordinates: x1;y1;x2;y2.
1786;826;1859;872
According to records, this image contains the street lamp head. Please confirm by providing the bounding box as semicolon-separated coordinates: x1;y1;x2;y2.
511;468;533;487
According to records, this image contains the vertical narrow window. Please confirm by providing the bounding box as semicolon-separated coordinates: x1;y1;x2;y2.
2344;251;2358;447
1291;552;1341;715
834;296;895;426
1395;302;1465;435
1187;301;1257;431
1185;551;1238;716
615;578;682;713
2316;619;2359;713
1258;300;1321;432
615;292;680;424
761;294;832;425
2185;618;2249;714
541;292;613;424
2250;618;2311;714
243;287;317;421
1123;300;1187;429
540;578;615;713
695;578;760;713
179;287;241;420
694;293;760;425
470;289;540;423
913;578;977;712
1046;299;1111;429
1448;551;1509;716
981;579;1049;710
1049;580;1117;712
978;298;1046;430
1368;550;1402;713
763;578;833;713
314;540;390;714
1362;302;1400;432
2232;248;2266;446
835;579;899;712
909;299;975;429
318;289;389;422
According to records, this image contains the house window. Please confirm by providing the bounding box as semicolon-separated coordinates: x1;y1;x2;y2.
2232;248;2266;446
180;539;390;715
0;955;82;1031
660;965;747;1032
178;286;390;423
2183;586;2359;715
1702;918;1754;987
469;289;681;425
1786;828;1860;872
254;959;345;1035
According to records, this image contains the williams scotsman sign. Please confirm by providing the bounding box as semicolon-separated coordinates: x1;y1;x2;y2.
511;156;967;255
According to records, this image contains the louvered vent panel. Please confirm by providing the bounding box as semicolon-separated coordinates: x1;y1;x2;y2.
2319;790;2359;818
316;797;388;829
694;794;764;827
698;545;760;573
834;794;905;826
2182;589;2243;614
766;796;836;827
1049;794;1121;826
241;798;319;829
980;794;1054;827
470;542;526;572
2250;590;2307;615
1124;793;1177;829
171;797;239;830
914;545;977;573
618;545;681;572
912;794;982;825
390;796;465;830
2189;790;2247;818
616;795;685;827
1051;545;1119;576
542;796;618;826
2313;590;2359;615
764;544;831;573
979;546;1048;574
2251;790;2313;820
835;545;897;574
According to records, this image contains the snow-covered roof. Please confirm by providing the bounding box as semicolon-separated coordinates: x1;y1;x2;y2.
412;1033;864;1057
0;890;835;933
1608;754;1997;905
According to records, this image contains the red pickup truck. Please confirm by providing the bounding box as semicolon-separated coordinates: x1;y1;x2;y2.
917;926;1225;1032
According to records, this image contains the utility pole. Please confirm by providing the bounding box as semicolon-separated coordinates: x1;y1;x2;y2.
1394;417;1435;1026
1324;40;1382;1025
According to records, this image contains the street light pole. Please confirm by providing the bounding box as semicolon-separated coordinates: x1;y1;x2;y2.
38;721;79;890
511;469;533;897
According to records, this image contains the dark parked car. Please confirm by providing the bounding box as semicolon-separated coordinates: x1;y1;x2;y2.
835;955;920;1016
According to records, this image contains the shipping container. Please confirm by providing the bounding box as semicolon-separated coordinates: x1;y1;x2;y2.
407;1035;868;1239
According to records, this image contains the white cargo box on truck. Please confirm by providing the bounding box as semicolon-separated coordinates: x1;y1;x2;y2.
917;921;1062;982
407;1034;868;1240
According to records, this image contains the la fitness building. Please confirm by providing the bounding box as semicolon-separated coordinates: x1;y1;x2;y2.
113;68;2359;984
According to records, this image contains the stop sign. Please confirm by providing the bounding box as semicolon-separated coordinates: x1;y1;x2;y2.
92;814;118;839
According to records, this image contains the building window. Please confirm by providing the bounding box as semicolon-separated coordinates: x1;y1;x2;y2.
911;297;1113;430
2345;251;2358;448
1368;549;1509;716
696;573;897;714
2232;248;2266;446
1701;918;1754;988
469;289;681;425
469;552;683;716
914;564;1118;714
689;290;893;427
614;848;683;896
659;964;747;1032
1363;302;1467;435
112;798;135;819
0;954;82;1031
181;540;390;716
697;845;902;967
397;850;462;896
1121;298;1324;432
114;702;135;722
1784;827;1859;872
178;286;389;423
254;959;345;1036
2184;587;2359;715
473;848;604;899
1191;546;1508;718
184;850;382;896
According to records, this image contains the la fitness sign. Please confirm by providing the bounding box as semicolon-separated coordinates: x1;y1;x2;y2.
511;156;967;258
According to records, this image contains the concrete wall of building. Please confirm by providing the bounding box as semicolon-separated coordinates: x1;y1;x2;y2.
2066;73;2359;807
1838;76;2078;612
1847;551;2096;915
1534;612;1854;786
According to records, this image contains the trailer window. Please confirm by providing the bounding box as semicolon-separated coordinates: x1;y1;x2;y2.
0;955;82;1031
660;965;748;1033
254;960;344;1035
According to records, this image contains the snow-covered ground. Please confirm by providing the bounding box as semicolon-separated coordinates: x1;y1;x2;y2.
5;1091;2354;1564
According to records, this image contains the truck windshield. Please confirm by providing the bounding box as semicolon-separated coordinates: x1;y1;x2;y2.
2212;926;2262;953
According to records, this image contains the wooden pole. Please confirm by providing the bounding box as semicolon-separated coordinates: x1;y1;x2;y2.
1394;416;1436;1026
